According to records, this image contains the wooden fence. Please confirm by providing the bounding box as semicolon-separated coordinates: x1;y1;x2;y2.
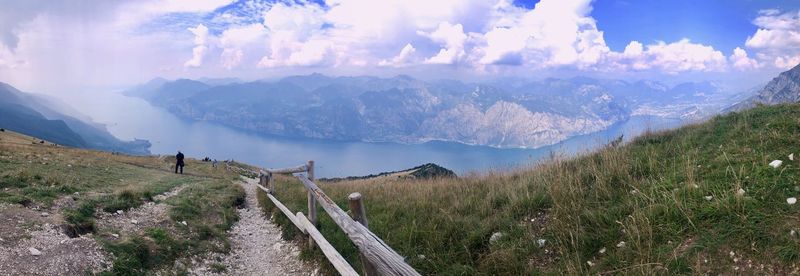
254;160;420;276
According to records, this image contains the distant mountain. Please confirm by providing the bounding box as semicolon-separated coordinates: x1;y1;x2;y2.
128;75;738;149
729;63;800;111
0;82;150;154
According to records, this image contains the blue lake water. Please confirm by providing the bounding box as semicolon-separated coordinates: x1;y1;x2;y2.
63;91;684;178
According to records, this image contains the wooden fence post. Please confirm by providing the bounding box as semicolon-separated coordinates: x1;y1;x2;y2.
267;172;274;193
349;192;378;276
307;160;317;250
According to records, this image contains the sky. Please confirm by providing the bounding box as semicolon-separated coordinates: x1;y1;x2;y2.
1;0;800;93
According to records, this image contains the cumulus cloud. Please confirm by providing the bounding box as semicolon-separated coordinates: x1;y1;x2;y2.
257;2;333;68
379;43;418;67
609;39;727;73
420;22;468;64
475;0;609;68
729;47;760;70
219;23;266;69
744;10;800;69
184;24;209;68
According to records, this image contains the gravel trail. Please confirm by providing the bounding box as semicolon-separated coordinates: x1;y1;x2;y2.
190;178;317;275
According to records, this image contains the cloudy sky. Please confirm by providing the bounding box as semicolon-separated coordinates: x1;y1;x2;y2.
1;0;800;93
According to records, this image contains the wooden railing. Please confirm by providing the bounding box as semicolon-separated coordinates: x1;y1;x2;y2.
254;161;420;276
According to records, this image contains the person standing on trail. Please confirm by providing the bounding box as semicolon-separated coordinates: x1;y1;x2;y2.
175;151;185;174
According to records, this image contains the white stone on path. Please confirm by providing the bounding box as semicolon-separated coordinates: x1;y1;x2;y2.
29;247;41;256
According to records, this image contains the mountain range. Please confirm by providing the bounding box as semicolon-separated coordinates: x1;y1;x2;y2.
126;74;747;149
0;82;151;154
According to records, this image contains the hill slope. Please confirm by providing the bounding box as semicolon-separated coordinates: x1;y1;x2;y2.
0;130;246;274
0;82;150;154
265;104;800;275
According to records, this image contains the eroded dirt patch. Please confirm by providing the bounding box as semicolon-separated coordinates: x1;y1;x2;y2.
0;204;109;275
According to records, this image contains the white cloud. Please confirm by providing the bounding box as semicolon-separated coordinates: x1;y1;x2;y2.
1;0;787;92
774;55;800;69
475;0;610;68
184;24;209;68
379;43;417;67
420;22;467;64
219;23;267;69
744;10;800;69
609;39;727;73
729;47;760;70
257;2;333;68
220;48;243;70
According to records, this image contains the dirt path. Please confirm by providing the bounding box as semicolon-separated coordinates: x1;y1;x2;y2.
190;178;317;275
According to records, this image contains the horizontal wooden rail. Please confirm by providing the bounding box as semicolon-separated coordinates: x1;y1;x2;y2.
296;175;420;276
296;212;359;276
262;164;308;174
254;183;303;230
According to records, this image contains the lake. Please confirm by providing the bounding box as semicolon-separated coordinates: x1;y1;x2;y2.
62;91;684;178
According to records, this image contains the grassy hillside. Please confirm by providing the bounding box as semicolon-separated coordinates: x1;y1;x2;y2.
262;104;800;275
0;130;245;274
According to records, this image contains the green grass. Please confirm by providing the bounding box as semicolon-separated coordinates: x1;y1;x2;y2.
262;104;800;275
100;179;245;275
0;130;247;274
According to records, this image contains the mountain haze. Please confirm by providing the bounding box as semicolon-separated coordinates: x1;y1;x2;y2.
0;82;151;154
128;75;741;149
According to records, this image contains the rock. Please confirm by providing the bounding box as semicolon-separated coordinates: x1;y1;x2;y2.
736;188;746;196
29;247;41;256
769;160;783;168
111;234;119;238
616;241;626;248
586;260;594;267
788;197;797;205
791;230;797;237
116;210;123;215
417;254;426;260
704;195;713;201
181;221;187;226
489;232;504;244
40;212;49;217
791;153;795;161
599;247;606;254
536;239;546;247
130;219;138;225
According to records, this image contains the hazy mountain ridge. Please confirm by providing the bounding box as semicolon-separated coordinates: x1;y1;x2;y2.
128;75;738;149
0;82;151;154
730;63;800;111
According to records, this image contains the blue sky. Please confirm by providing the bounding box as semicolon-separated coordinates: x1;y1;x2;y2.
593;0;800;53
1;0;800;92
